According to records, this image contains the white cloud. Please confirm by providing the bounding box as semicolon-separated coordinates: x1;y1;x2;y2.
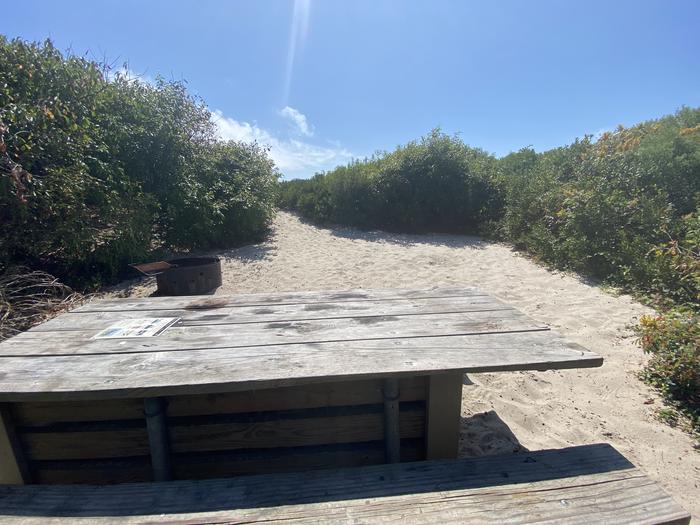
279;106;313;136
212;110;353;178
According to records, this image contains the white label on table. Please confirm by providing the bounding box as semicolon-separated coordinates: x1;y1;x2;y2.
92;318;180;339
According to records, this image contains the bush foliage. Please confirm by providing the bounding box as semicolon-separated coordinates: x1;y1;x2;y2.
280;109;700;427
638;310;700;429
0;37;278;287
279;129;499;233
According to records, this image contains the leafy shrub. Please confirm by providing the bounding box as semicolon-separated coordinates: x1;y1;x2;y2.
638;310;700;430
192;140;279;248
648;209;700;308
280;129;499;232
0;37;278;287
496;114;700;292
0;38;154;285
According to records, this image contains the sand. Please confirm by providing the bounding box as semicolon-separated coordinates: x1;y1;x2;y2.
118;211;699;518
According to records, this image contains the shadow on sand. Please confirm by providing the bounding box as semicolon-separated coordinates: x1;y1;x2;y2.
459;410;529;458
294;213;490;250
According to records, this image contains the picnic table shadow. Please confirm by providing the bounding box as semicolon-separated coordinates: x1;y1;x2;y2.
459;410;529;457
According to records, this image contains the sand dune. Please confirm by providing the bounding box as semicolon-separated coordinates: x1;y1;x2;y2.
119;211;699;518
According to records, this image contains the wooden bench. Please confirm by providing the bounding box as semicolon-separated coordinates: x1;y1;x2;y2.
0;444;690;524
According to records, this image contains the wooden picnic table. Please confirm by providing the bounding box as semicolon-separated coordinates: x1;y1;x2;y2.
0;286;602;485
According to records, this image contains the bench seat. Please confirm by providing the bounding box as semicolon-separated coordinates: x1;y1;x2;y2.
0;443;690;524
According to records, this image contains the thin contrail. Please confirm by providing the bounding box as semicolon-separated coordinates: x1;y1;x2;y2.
284;0;311;104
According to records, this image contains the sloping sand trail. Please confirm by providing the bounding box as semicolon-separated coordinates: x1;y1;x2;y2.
120;211;699;518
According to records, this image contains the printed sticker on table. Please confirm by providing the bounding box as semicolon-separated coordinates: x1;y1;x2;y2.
92;318;180;339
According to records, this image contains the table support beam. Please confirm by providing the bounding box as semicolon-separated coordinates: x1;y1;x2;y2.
144;397;172;481
426;372;463;460
0;405;30;484
382;378;401;463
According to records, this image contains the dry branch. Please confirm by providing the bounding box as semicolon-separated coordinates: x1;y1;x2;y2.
0;268;85;341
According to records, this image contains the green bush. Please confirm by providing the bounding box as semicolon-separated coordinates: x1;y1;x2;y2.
0;37;278;287
279;129;499;232
648;209;700;308
496;112;700;289
638;310;700;430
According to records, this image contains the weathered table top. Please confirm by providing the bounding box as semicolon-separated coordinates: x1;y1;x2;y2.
0;286;602;401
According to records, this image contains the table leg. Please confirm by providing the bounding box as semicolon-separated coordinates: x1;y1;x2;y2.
144;397;172;481
382;378;401;463
425;372;463;460
0;405;29;484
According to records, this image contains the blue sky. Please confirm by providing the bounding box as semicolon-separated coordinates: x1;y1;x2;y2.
2;1;699;179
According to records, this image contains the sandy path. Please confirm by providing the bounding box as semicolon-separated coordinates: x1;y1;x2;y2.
124;211;699;517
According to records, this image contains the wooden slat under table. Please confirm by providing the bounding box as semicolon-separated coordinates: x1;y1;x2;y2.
0;286;602;485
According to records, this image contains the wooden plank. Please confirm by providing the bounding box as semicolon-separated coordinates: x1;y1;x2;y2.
3;309;548;357
0;406;27;484
167;405;425;454
17;405;425;460
32;458;150;485
29;295;509;332
0;331;602;401
30;440;425;485
70;286;485;313
10;377;427;425
11;399;144;426
0;444;689;524
172;440;425;481
0;287;602;402
425;372;463;460
167;377;426;417
19;428;150;461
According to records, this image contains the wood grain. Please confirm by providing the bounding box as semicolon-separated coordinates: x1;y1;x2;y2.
19;428;150;461
30;295;508;332
171;440;426;481
31;457;150;485
4;309;548;357
30;440;426;484
16;404;425;461
11;377;427;425
0;287;603;400
70;286;485;312
167;405;424;454
0;444;689;524
0;331;601;401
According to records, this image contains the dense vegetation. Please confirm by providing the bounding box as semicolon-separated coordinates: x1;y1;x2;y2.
279;130;499;232
0;37;278;288
280;110;700;430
